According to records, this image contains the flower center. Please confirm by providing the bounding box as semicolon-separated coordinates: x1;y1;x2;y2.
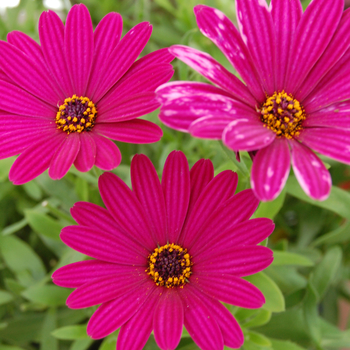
147;243;193;288
260;91;305;139
56;95;97;134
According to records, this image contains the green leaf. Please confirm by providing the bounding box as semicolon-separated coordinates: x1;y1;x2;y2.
1;218;28;236
269;339;306;350
75;177;89;202
0;157;15;181
286;175;350;220
23;181;42;200
244;272;285;312
98;332;119;350
272;251;314;267
0;290;13;305
0;346;26;350
22;285;71;307
254;188;286;220
41;308;58;350
312;222;350;246
242;309;272;328
246;331;271;347
51;325;89;340
25;210;64;241
70;339;94;350
310;246;342;300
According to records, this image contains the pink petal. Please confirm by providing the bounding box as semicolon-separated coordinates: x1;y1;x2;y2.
298;127;350;164
131;154;167;246
92;133;121;170
94;119;162;144
66;268;147;309
195;245;274;277
93;22;153;102
0;116;53;133
74;132;96;172
270;0;302;91
192;273;265;308
223;117;276;152
161;151;190;243
87;280;156;339
189;115;234;139
180;286;223;350
65;4;94;96
60;225;148;265
194;5;265;102
85;12;123;97
0;41;60;106
285;0;343;94
153;289;183;350
48;133;80;180
235;0;275;95
170;45;256;106
199;292;244;349
290;140;331;200
39;10;74;98
9;132;66;185
52;260;127;288
98;172;156;250
251;138;291;201
297;9;350;101
117;288;159;350
0;80;56;118
181;170;238;248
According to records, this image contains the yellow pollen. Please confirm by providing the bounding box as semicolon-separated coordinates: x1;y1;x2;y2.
146;244;193;288
56;96;97;135
259;90;306;139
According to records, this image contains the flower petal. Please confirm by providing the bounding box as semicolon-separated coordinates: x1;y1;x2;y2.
180;286;224;350
87;280;156;339
39;10;74;98
52;260;127;288
9;132;66;185
170;45;256;106
223;118;276;152
161;151;190;243
94;119;162;144
298;127;350;164
48;133;80;180
285;0;343;94
194;5;265;102
98;172;155;250
251;138;291;201
131;154;167;246
73;132;96;172
153;289;183;350
92;133;121;170
64;4;94;96
270;0;302;91
235;0;275;95
60;225;148;264
0;116;53;133
189;115;234;139
290;139;331;200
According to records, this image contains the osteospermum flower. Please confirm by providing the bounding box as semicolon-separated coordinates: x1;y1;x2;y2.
52;151;274;350
0;4;173;184
157;0;350;201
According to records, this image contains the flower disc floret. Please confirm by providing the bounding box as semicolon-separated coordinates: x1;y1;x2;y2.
147;243;192;288
260;91;305;139
56;95;97;134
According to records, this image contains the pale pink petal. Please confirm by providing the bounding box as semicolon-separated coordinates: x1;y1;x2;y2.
290;140;331;200
161;151;190;243
131;154;167;246
94;119;162;144
189;115;234;139
74;132;96;172
153;289;183;350
194;5;265;102
65;4;94;96
251;138;290;201
223;118;276;152
98;172;155;250
91;133;121;170
87;280;156;339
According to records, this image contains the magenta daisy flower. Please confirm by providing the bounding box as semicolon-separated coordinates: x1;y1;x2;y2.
0;4;173;184
157;0;350;201
52;151;274;350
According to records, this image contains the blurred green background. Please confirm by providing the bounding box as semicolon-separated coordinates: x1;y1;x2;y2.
1;0;350;349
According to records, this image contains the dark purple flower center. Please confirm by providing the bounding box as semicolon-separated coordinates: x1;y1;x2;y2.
147;243;192;288
56;95;97;134
260;91;305;139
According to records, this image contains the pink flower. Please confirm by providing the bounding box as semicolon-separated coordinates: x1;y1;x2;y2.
52;151;274;350
0;4;173;184
157;0;350;201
